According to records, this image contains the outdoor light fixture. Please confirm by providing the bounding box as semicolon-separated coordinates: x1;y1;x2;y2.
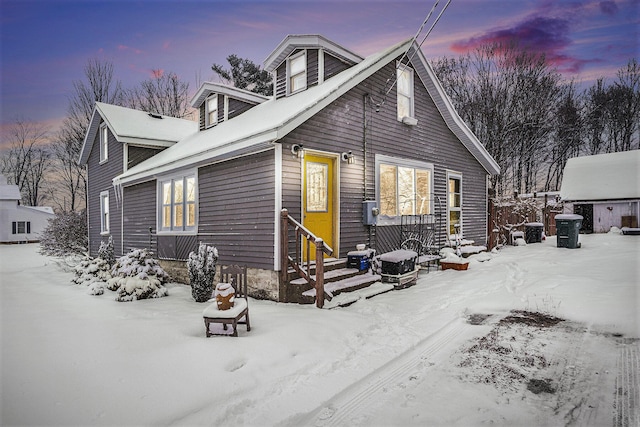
341;151;355;164
291;144;304;159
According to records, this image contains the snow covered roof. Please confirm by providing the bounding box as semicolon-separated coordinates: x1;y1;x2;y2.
190;82;269;109
560;150;640;201
263;34;363;73
0;176;22;201
78;103;198;165
115;37;500;186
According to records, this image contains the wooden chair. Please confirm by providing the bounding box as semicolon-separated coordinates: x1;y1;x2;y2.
203;265;251;337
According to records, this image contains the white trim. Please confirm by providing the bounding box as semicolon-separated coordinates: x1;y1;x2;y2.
301;149;340;256
205;94;218;128
123;142;129;172
263;34;363;73
156;170;199;235
318;47;325;84
396;62;415;122
287;50;307;95
100;190;110;234
374;154;435;226
446;171;463;238
99;123;108;164
274;144;283;271
190;82;269;108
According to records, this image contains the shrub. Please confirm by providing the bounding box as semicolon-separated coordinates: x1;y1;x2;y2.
98;236;115;267
39;210;88;257
108;248;169;302
187;243;218;302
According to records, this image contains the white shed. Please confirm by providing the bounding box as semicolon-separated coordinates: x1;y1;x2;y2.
560;150;640;233
0;175;55;243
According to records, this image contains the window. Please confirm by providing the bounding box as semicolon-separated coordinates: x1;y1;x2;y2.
100;191;110;234
11;221;30;234
376;155;433;219
206;95;218;127
159;174;197;232
288;52;306;93
99;123;108;162
447;173;462;236
397;64;414;121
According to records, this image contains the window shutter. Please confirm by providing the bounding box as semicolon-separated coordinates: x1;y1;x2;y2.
27;222;31;233
12;222;16;234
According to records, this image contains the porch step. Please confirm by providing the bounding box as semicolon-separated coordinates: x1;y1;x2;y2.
287;258;347;281
301;273;382;299
289;267;365;286
324;282;395;309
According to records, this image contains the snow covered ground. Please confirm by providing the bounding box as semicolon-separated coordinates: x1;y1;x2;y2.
1;232;638;426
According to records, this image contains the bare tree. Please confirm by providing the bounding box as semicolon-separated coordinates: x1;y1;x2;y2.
0;118;52;206
126;70;192;118
433;42;562;194
56;58;125;211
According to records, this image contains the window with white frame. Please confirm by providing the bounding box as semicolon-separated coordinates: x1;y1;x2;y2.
447;173;462;236
376;155;433;218
12;221;31;234
99;123;108;162
159;174;197;232
397;63;414;121
206;94;218;127
288;52;307;94
100;191;110;234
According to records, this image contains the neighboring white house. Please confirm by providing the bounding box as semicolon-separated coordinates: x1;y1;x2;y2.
560;150;640;233
0;175;55;243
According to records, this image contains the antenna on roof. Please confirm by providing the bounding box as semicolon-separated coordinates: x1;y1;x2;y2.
373;0;452;108
148;112;163;119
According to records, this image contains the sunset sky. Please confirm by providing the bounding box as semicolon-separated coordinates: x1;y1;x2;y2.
1;0;638;145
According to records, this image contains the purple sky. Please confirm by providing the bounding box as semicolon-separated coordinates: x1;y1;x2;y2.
0;0;637;146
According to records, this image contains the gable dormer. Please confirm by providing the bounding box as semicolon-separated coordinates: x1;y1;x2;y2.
190;83;269;131
263;35;363;99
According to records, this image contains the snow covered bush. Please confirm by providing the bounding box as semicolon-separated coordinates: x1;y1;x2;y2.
187;243;218;302
98;236;115;267
108;249;169;302
72;256;113;294
39;210;88;257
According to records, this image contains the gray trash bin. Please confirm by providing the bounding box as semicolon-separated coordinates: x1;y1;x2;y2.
555;214;583;249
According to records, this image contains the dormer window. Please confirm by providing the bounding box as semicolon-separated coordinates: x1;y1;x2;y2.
288;52;307;94
206;94;218;127
397;64;415;123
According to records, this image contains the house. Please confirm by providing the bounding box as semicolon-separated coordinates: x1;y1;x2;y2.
0;174;54;243
560;150;640;233
79;34;500;303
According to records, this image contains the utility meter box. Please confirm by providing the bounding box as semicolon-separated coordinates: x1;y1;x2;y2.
362;201;379;225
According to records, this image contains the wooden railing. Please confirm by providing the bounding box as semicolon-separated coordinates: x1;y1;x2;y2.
280;209;333;308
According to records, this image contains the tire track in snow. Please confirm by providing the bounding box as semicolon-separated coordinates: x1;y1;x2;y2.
294;318;482;427
614;341;639;427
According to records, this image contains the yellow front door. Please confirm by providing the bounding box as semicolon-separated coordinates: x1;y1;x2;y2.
303;154;335;260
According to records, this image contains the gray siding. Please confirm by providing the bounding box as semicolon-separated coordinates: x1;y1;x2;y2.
280;58;489;256
307;49;319;89
227;98;255;120
324;52;351;81
127;145;163;170
198;149;276;269
122;180;157;254
86;122;124;257
275;63;287;99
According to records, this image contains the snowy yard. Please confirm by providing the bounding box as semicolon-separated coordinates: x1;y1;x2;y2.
1;232;638;426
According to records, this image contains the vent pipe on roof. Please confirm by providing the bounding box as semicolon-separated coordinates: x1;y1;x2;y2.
148;112;163;119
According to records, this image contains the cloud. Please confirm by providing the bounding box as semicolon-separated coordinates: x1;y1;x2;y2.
117;44;143;55
599;1;619;15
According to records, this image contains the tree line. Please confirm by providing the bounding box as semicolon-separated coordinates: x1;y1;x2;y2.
0;55;270;212
432;42;639;195
2;43;637;212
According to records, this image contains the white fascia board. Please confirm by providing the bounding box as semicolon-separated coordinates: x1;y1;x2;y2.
190;82;269;108
117;136;177;147
411;44;501;176
264;34;363;72
114;131;279;187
